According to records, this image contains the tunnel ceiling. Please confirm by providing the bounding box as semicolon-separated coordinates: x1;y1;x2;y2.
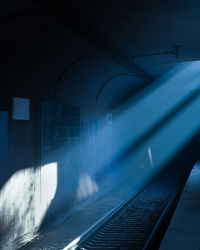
62;0;200;64
1;0;200;106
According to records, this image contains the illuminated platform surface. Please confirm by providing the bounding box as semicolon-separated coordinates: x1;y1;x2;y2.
19;178;142;250
160;163;200;250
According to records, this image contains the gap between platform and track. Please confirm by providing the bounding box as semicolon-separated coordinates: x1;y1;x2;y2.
142;192;177;250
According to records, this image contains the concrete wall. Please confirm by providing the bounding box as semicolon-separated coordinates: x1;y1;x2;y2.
0;96;41;248
0;3;143;247
0;97;117;249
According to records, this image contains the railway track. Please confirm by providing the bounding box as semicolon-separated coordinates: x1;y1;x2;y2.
73;166;190;250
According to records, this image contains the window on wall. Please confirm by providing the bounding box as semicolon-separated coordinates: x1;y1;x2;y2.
0;111;8;158
12;97;30;120
42;102;80;152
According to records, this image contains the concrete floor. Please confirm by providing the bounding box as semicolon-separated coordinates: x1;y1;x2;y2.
160;162;200;250
19;178;144;250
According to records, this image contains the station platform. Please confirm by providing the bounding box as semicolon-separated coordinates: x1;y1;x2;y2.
18;162;196;250
19;178;144;250
160;162;200;250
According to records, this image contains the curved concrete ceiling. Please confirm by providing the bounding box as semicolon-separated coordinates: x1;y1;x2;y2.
1;0;200;107
56;53;142;107
0;5;146;107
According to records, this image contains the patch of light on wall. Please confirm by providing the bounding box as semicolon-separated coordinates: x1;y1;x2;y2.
76;174;99;201
0;162;57;249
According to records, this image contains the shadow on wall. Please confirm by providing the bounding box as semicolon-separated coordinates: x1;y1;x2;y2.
39;103;111;229
39;102;81;226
